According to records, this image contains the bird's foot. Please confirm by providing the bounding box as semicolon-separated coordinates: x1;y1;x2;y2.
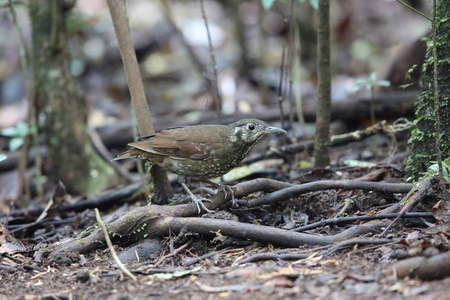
221;185;237;208
198;187;216;195
181;182;215;214
198;184;237;208
192;195;214;214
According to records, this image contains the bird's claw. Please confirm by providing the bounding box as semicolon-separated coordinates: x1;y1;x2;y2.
181;182;215;214
222;185;237;208
192;197;214;214
197;187;216;195
198;185;237;208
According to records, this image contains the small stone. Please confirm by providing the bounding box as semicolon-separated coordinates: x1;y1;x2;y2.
76;270;90;283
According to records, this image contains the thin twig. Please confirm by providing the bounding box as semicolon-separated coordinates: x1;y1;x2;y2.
154;240;192;267
395;0;432;22
286;0;296;137
200;0;221;121
291;212;434;232
184;247;229;267
8;0;43;197
257;3;269;104
236;252;311;265
320;238;400;257
334;199;353;218
278;44;287;129
130;102;149;199
8;187;61;233
379;178;431;237
159;0;205;76
94;208;137;281
293;1;308;140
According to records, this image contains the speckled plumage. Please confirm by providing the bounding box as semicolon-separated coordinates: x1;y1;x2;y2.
114;119;285;179
113;119;286;213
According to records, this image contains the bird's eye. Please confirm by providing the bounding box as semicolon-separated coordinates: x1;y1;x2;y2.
247;123;256;131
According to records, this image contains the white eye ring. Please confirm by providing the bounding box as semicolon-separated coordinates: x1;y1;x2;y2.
247;123;256;131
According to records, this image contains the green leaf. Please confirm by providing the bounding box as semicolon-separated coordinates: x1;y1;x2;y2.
354;78;368;85
308;0;318;9
0;154;6;162
261;0;277;10
405;64;418;80
376;80;391;87
441;165;449;176
151;273;175;280
0;127;18;137
148;266;202;280
342;159;377;168
344;198;355;204
171;266;202;277
428;163;439;172
9;137;24;151
428;163;449;182
369;72;377;83
15;121;29;137
399;83;414;89
0;121;31;138
35;175;47;185
443;161;450;170
28;126;37;135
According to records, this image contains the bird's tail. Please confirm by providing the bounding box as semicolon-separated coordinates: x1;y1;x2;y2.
111;150;133;161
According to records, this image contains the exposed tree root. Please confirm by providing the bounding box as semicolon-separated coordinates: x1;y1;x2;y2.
50;177;437;259
238;180;413;207
387;250;450;280
51;209;390;258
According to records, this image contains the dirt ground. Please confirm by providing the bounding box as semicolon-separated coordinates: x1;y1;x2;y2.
2;229;450;300
2;145;450;300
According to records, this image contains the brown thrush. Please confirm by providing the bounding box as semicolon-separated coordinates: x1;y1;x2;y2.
113;119;286;213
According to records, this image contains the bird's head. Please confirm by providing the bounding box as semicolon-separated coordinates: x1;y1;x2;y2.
229;119;286;145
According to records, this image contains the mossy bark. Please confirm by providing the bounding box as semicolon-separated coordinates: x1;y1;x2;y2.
29;1;123;195
406;0;450;178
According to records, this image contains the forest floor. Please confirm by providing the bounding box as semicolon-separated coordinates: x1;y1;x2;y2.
1;138;450;300
1;1;446;299
2;248;450;300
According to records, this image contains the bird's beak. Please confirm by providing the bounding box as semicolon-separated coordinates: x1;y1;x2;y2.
262;126;286;135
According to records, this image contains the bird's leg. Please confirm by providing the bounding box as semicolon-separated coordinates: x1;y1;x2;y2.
178;176;214;214
180;182;214;214
199;179;237;208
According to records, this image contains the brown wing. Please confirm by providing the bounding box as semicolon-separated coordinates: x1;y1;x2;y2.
129;125;227;160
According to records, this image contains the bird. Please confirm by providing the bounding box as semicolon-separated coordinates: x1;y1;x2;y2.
113;119;286;213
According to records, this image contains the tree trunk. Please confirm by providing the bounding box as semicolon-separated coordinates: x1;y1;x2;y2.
406;0;450;177
29;1;123;195
313;0;331;168
107;0;172;204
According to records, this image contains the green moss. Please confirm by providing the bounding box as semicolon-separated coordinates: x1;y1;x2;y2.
407;0;450;179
